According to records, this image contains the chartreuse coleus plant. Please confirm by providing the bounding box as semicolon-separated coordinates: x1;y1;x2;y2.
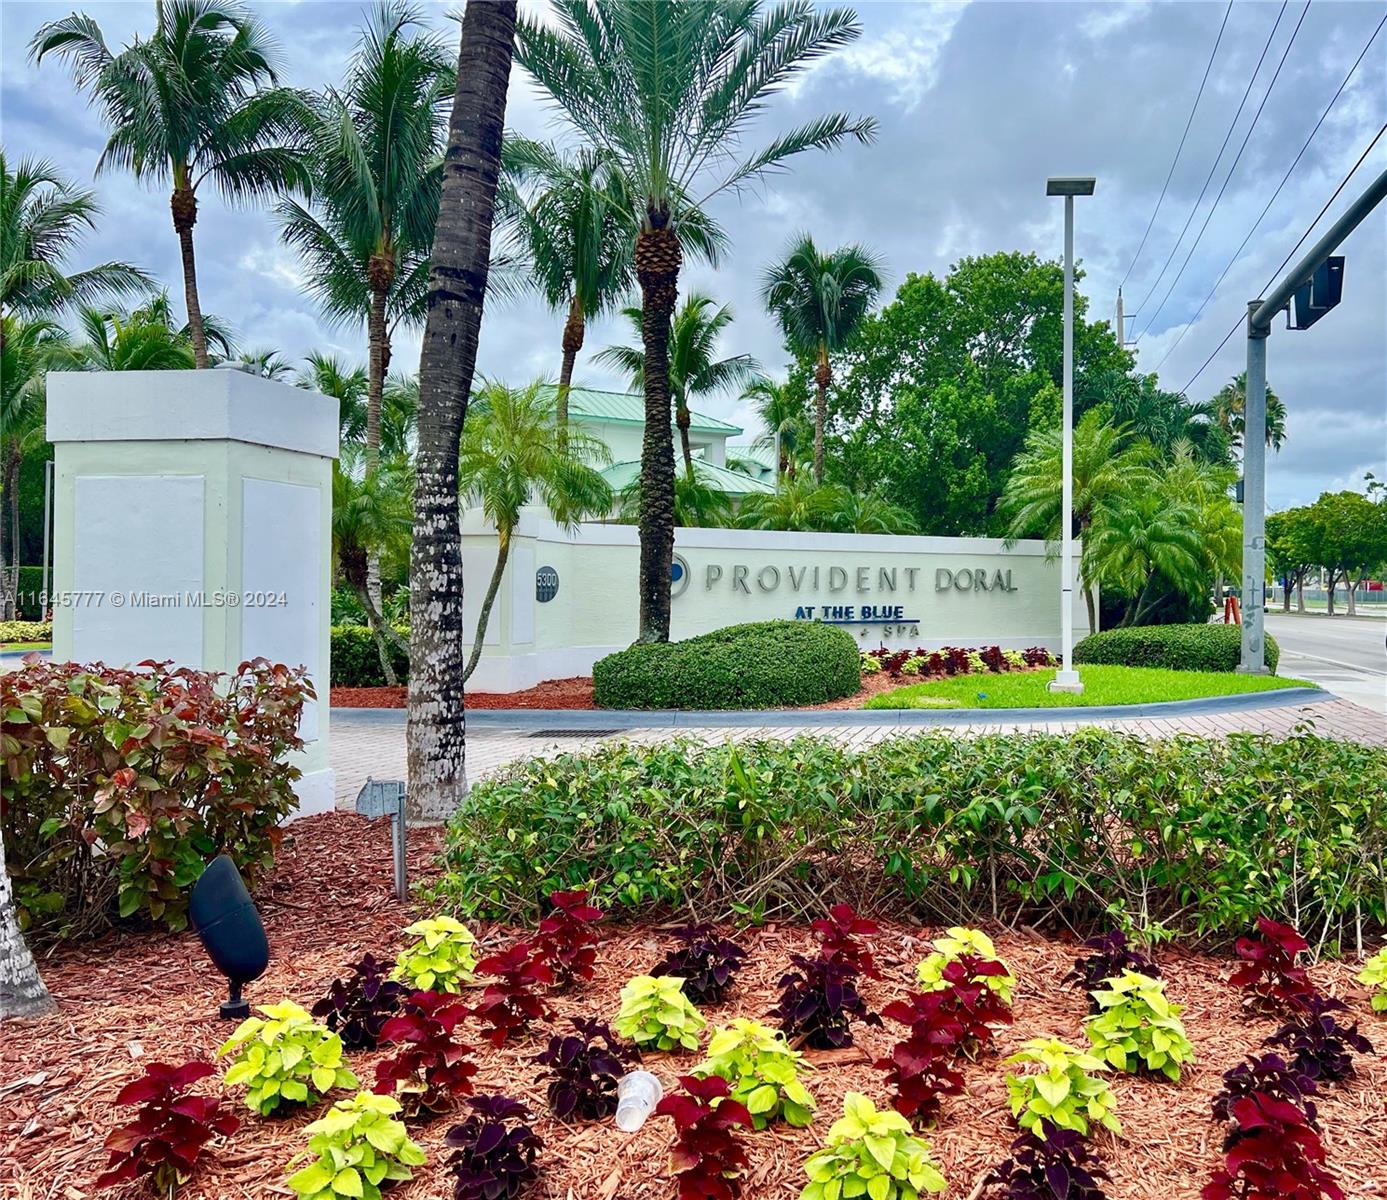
614;975;705;1052
1357;948;1387;1013
916;927;1016;1005
696;1018;816;1129
800;1092;947;1200
218;1002;360;1116
390;916;478;993
1082;970;1195;1081
1004;1038;1120;1137
285;1092;426;1200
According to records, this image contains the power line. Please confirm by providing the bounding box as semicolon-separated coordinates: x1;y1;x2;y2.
1130;0;1289;316
1118;0;1234;292
1135;0;1314;343
1175;119;1387;397
1151;9;1387;373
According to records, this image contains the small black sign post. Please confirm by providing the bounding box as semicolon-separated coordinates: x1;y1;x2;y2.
356;778;408;901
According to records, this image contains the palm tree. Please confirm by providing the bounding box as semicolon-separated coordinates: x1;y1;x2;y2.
51;293;239;371
761;234;884;483
615;469;736;529
1000;409;1154;630
737;476;840;532
32;0;311;368
1207;371;1287;453
2;823;54;1018
1087;489;1205;627
597;293;757;480
299;352;369;444
237;347;294;379
460;381;611;678
742;375;809;483
514;0;875;643
406;0;516;822
1;152;152;338
827;487;918;534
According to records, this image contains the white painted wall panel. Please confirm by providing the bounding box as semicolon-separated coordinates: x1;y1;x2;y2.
509;543;535;645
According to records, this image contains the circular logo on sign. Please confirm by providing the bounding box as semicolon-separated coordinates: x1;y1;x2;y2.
670;553;690;598
535;565;560;603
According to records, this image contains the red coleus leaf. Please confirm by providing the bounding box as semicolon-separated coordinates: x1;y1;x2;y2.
656;1077;753;1200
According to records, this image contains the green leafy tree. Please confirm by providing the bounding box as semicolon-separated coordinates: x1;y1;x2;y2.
597;293;757;480
514;0;876;643
1080;367;1228;464
1206;371;1287;453
1266;506;1317;612
1306;489;1386;616
459;381;611;678
761;234;884;483
33;0;312;368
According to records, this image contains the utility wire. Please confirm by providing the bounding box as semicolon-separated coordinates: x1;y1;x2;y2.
1135;0;1313;343
1175;119;1387;397
1130;0;1288;315
1119;0;1234;293
1152;9;1387;373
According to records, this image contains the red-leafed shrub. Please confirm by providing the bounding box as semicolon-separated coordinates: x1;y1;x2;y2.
885;958;1014;1058
472;943;555;1047
1213;1054;1319;1128
1203;1093;1342;1200
375;991;478;1116
1229;918;1316;1011
534;889;603;990
863;644;1054;680
873;1039;963;1125
96;1061;238;1194
813;903;880;978
2;657;312;937
656;1074;754;1200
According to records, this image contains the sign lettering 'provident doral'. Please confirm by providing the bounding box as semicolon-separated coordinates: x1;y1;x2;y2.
704;563;1019;596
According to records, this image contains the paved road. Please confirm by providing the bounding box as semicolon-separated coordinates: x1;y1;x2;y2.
1266;611;1387;716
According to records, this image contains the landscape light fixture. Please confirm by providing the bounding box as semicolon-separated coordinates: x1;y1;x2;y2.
190;855;269;1020
1045;175;1095;695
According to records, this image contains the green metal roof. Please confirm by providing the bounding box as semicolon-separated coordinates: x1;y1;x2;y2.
544;385;743;435
727;443;776;477
601;458;775;496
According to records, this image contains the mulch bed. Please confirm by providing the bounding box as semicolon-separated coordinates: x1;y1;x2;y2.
5;810;1384;1200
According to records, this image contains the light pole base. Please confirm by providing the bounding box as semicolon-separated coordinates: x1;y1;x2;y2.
1234;663;1270;676
1048;670;1084;695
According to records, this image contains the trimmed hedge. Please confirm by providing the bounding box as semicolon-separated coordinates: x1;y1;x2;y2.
1;619;53;645
1074;622;1279;673
330;623;410;687
592;620;861;710
427;730;1387;949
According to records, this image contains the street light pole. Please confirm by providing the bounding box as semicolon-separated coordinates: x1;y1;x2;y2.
1046;176;1094;694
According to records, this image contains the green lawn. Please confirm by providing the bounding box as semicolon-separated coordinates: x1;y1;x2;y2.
865;664;1316;709
1;641;51;652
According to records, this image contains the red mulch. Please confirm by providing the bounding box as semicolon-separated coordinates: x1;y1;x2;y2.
5;811;1385;1200
331;677;596;709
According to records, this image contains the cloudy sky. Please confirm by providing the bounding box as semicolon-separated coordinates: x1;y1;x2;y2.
3;0;1383;510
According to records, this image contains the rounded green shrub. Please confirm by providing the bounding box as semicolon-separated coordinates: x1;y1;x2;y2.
330;624;410;687
1073;622;1279;673
593;620;860;710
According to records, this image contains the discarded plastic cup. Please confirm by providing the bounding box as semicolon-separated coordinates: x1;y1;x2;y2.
614;1069;663;1132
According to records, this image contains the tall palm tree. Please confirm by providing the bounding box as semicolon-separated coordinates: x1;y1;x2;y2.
1;823;54;1018
827;487;918;534
0;152;152;339
1207;371;1287;453
32;0;311;368
761;233;884;483
1087;488;1205;627
460;380;611;678
514;0;875;643
742;375;809;483
406;0;516;822
597;293;757;480
299;352;369;445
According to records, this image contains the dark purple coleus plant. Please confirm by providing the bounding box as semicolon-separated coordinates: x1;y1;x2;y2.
649;923;749;1005
533;1018;639;1121
311;953;409;1049
1212;1053;1320;1129
812;902;881;979
445;1095;544;1200
95;1061;238;1195
769;953;881;1049
1264;994;1374;1083
989;1122;1111;1200
1064;931;1159;1009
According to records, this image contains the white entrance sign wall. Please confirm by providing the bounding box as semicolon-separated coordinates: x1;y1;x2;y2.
461;507;1091;692
47;370;338;817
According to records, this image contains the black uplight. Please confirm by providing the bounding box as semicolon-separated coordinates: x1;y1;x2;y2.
190;855;270;1020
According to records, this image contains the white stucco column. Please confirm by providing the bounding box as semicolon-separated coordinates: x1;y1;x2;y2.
46;368;338;818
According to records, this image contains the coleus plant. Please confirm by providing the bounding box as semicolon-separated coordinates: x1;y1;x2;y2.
916;927;1016;1005
800;1092;947;1200
655;1074;754;1200
614;974;706;1052
1064;930;1159;1010
1357;947;1387;1013
534;889;603;990
1082;970;1195;1080
1264;994;1374;1083
374;991;478;1118
218;1001;359;1116
1202;1092;1343;1200
1004;1038;1121;1137
1212;1053;1319;1129
649;923;749;1004
533;1018;639;1121
696;1018;816;1129
1229;917;1316;1012
987;1122;1111;1200
444;1095;543;1200
311;954;409;1050
95;1061;239;1196
812;903;880;978
770;954;881;1049
873;1039;963;1127
471;942;555;1047
390;916;478;994
880;957;1014;1059
284;1092;426;1200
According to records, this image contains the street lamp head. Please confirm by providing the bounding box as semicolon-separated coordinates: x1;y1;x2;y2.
1047;176;1096;196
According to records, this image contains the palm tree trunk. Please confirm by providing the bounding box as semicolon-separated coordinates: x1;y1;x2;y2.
171;186;208;369
556;295;583;449
2;824;54;1019
676;395;695;481
405;0;516;823
366;278;390;617
1;445;20;621
633;206;681;644
352;580;407;687
813;345;830;485
1084;585;1097;634
463;529;509;682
